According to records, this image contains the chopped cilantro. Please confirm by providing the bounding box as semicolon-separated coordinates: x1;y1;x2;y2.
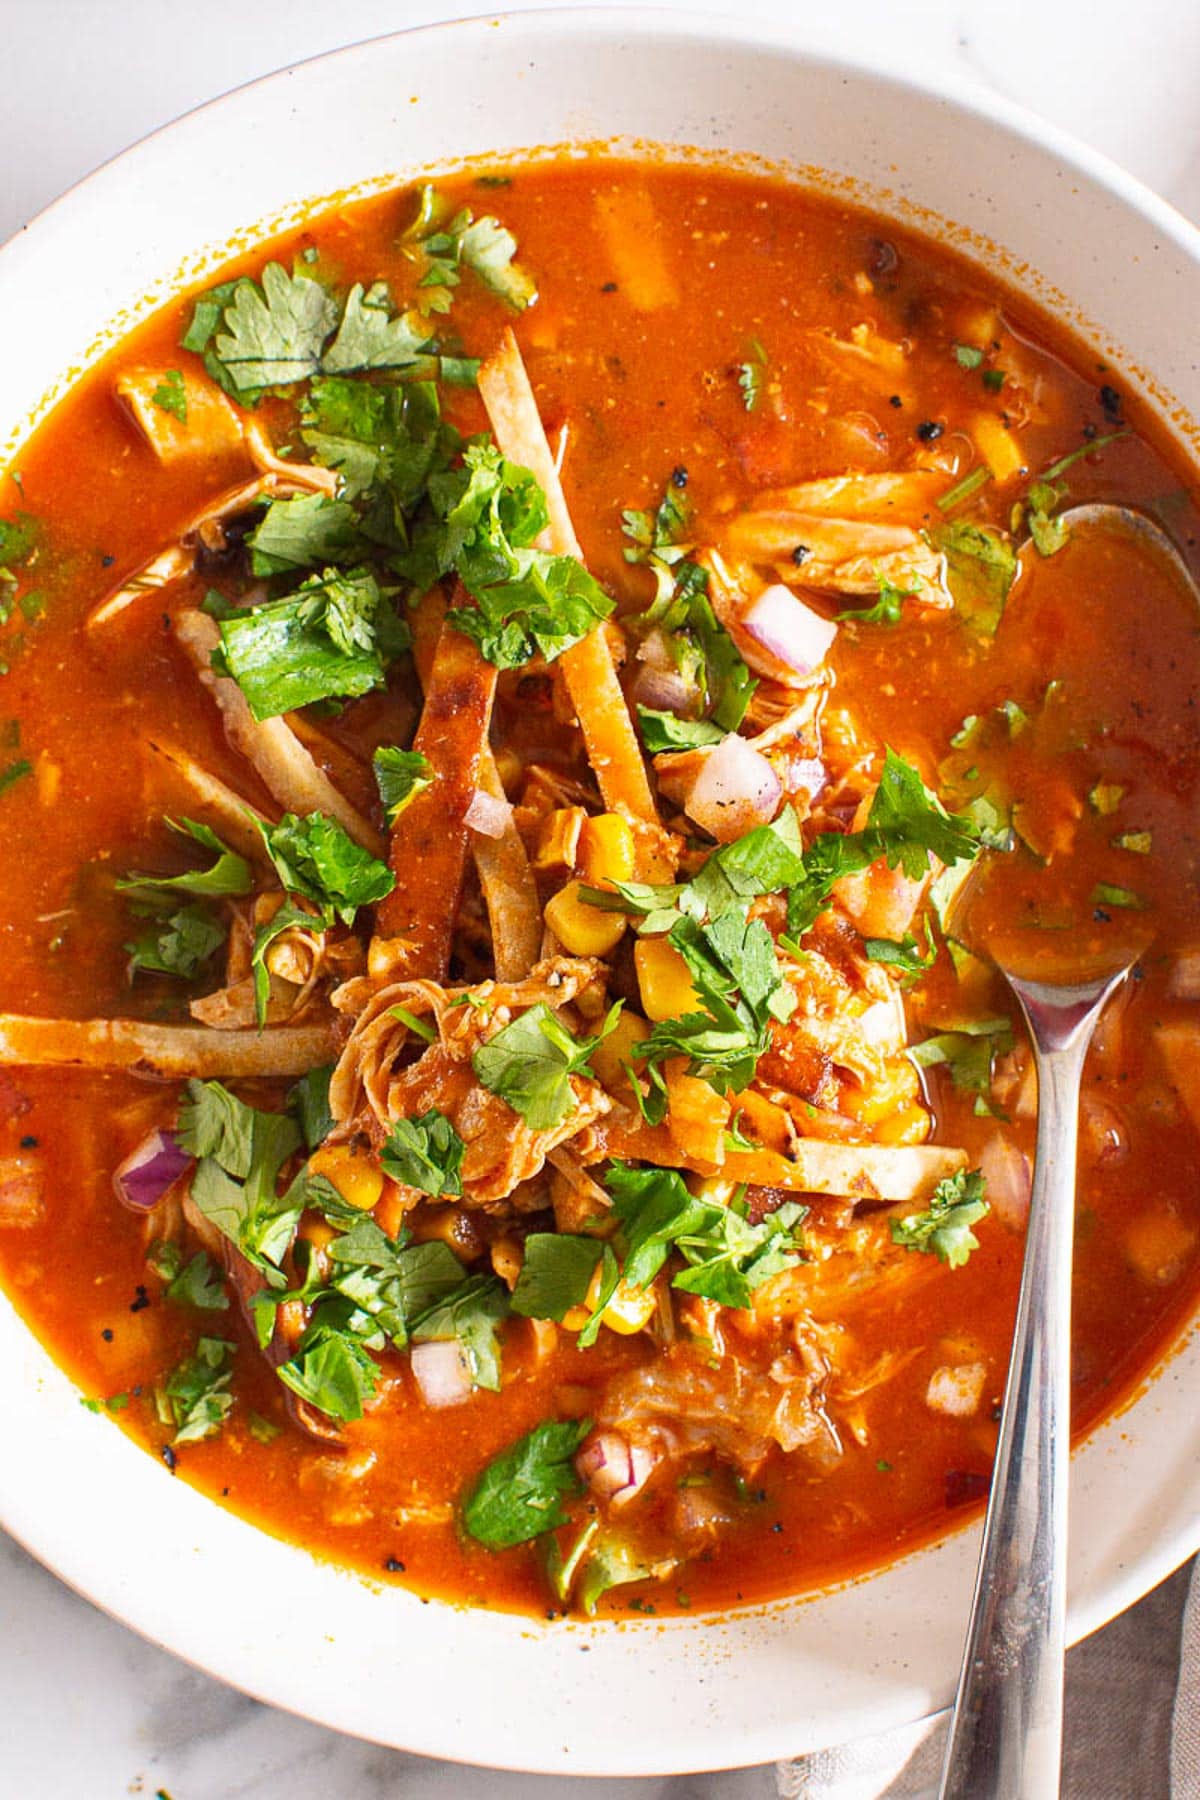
636;707;724;753
0;756;31;798
1092;881;1147;911
603;1162;806;1309
288;1063;335;1150
256;812;394;923
472;1002;619;1130
911;1017;1013;1112
373;746;433;824
410;1273;508;1391
147;1242;229;1311
117;817;253;903
150;369;188;423
210;263;339;395
155;1337;236;1445
403;183;537;313
380;1108;466;1196
462;1418;591;1549
953;344;984;370
575;1533;653;1614
928;520;1017;636
216;565;406;717
509;1234;604;1321
245;494;358;576
890;1168;989;1267
839;570;917;627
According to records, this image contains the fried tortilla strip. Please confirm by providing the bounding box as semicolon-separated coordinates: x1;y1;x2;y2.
408;584;539;980
144;738;273;863
0;1014;334;1079
477;329;665;865
373;615;498;976
173;610;383;855
582;1115;966;1202
469;754;541;980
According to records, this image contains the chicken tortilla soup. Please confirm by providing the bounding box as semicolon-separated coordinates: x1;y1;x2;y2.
0;158;1198;1619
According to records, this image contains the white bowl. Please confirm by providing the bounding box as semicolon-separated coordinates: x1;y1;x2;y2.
0;8;1197;1777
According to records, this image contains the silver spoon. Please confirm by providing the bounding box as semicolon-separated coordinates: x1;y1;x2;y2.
937;957;1137;1799
936;501;1194;1799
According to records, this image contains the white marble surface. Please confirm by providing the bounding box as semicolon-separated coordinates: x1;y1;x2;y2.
1;1;1198;1794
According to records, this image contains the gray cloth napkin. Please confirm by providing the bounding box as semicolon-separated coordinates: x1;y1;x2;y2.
776;1557;1196;1799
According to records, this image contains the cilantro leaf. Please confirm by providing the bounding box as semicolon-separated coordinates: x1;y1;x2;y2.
0;757;31;798
929;521;1017;636
603;1162;806;1307
176;1079;256;1177
910;1017;1013;1106
288;1064;335;1150
373;746;432;824
321;281;433;375
866;747;985;878
216;567;404;718
737;338;768;413
447;553;614;669
380;1108;466;1196
147;1242;229;1311
179;1085;304;1279
636;708;724;753
839;570;917;627
151;369;188;423
125;901;226;981
117;817;254;902
256;812;395;924
509;1234;604;1321
211;262;338;394
472;1002;615;1130
575;1532;653;1615
462;1418;591;1548
890;1168;989;1267
245;495;358;577
404;186;537;313
155;1337;236;1445
277;1321;378;1422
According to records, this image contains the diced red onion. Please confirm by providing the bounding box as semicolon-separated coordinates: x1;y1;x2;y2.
463;788;512;839
631;629;701;717
410;1340;473;1408
576;1429;657;1507
683;732;782;843
738;584;838;680
780;755;827;803
0;1153;45;1228
113;1130;193;1213
978;1132;1031;1231
1168;950;1200;1000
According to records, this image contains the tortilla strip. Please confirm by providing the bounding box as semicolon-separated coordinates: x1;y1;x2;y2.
174;610;384;856
470;754;541;980
582;1115;966;1202
477;329;663;858
0;1014;334;1079
373;616;498;975
144;738;273;862
406;583;540;981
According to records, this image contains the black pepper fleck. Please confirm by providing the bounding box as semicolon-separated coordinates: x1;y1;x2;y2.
100;554;115;569
600;280;618;293
1099;383;1123;421
161;1445;177;1473
221;1486;230;1497
916;419;944;442
670;464;689;489
101;1328;114;1343
791;544;810;566
889;394;903;408
385;1556;406;1573
1094;907;1112;924
19;1133;37;1148
129;1284;151;1314
771;1521;784;1534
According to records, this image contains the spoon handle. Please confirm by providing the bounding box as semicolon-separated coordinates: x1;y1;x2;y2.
938;982;1114;1800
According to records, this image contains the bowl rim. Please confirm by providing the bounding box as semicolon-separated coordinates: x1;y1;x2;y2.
1;4;1198;1775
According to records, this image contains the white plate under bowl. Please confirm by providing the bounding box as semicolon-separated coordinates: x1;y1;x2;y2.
0;8;1196;1777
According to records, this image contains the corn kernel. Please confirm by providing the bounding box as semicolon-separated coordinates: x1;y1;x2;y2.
307;1142;383;1211
874;1099;931;1146
578;812;637;887
635;936;703;1021
599;1276;658;1335
533;806;586;873
544;880;627;956
589;1009;651;1091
